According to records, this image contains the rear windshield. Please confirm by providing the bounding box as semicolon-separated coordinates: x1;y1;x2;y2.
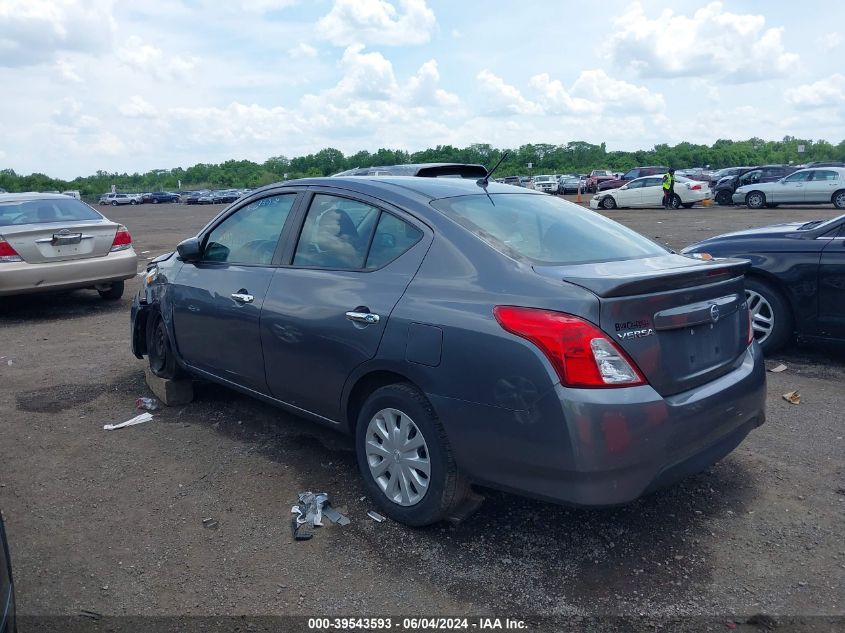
431;194;667;265
0;198;102;227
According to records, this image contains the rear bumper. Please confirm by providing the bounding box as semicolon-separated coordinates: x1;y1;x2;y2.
0;249;138;296
433;343;766;506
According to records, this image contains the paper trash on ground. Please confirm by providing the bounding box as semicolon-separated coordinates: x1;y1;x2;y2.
103;412;153;430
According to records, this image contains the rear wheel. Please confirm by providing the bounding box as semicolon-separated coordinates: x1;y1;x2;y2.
746;191;766;209
601;196;616;210
146;313;184;379
745;278;792;354
130;200;137;205
355;383;471;526
833;190;845;209
715;190;733;206
97;280;124;300
111;200;118;206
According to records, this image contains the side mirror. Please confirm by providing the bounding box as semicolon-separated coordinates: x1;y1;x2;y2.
177;237;202;262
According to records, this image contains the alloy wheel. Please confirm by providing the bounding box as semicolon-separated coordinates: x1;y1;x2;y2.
834;192;845;209
364;408;430;506
746;289;774;345
747;193;764;208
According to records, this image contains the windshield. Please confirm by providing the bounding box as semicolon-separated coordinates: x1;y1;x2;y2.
431;194;667;265
0;198;102;227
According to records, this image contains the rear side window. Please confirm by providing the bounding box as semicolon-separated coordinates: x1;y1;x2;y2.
432;194;666;265
203;194;295;265
812;170;839;181
0;198;102;227
293;194;380;269
366;213;422;269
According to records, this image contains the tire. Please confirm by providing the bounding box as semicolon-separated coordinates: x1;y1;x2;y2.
715;190;733;206
746;191;766;209
146;313;184;379
130;200;137;205
97;280;124;300
153;199;159;204
111;200;118;206
355;383;471;527
601;196;617;210
833;190;845;209
745;277;793;354
671;194;682;209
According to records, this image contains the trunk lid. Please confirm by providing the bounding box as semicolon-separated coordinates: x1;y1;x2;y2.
534;254;751;396
2;220;120;263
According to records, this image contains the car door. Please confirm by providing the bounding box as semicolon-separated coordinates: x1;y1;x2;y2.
805;170;840;203
772;170;810;203
639;176;664;207
170;192;300;393
260;190;431;421
615;178;644;207
817;222;845;339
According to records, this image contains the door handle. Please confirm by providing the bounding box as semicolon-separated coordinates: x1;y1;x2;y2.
345;311;380;324
231;292;254;303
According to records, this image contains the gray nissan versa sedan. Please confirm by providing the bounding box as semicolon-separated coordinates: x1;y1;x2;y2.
131;176;766;526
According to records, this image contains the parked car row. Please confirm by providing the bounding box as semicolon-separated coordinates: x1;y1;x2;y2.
98;189;255;206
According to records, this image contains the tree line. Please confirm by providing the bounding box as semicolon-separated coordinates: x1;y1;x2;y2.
2;137;843;201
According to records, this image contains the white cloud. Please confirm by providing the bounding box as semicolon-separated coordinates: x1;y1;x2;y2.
822;32;842;50
119;96;159;119
403;60;459;107
52;98;100;130
605;1;799;83
477;70;543;116
55;58;82;82
117;36;198;80
289;42;318;58
528;74;599;115
317;0;436;46
785;74;845;110
570;69;665;113
0;0;116;67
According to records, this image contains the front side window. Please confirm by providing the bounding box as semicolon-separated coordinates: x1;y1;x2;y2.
783;171;812;183
293;194;380;269
740;170;761;185
642;177;663;188
625;179;646;189
203;194;295;265
432;194;666;266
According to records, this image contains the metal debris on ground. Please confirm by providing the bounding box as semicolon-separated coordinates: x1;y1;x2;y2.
782;390;801;405
367;510;386;523
290;491;349;540
769;363;788;373
79;610;102;621
103;412;153;430
135;396;159;411
202;517;219;530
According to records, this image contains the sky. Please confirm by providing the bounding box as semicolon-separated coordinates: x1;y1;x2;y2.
1;0;844;179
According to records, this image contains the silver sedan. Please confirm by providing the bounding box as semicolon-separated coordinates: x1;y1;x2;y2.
0;193;138;298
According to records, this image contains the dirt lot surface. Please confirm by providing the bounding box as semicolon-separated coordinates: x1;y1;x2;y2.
2;198;844;626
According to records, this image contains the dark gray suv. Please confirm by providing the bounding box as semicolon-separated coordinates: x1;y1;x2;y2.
131;176;766;526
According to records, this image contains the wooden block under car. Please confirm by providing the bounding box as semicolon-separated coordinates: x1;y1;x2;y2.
144;367;194;406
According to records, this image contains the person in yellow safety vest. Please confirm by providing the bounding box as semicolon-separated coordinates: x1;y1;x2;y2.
662;168;676;209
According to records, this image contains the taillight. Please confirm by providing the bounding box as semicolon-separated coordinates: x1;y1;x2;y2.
110;225;132;252
0;236;22;262
691;184;702;190
493;306;646;388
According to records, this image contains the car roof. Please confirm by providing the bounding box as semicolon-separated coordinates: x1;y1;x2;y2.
332;163;487;178
0;192;76;202
270;175;545;200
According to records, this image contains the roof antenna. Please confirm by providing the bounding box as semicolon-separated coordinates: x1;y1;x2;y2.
477;152;509;188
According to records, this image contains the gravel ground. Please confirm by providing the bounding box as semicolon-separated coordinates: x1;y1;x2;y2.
1;198;844;627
